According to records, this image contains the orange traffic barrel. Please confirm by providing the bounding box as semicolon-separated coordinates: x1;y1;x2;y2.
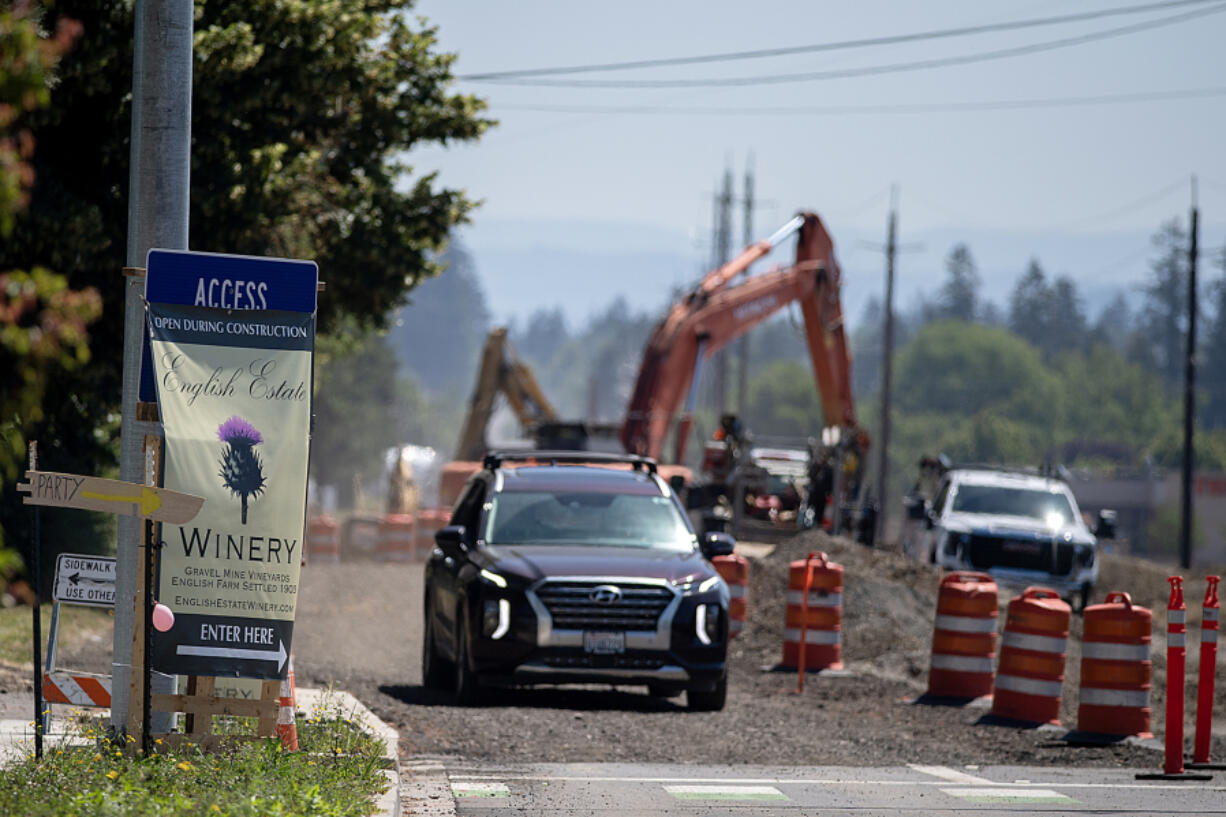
375;513;416;561
782;551;843;671
928;571;998;698
1077;591;1152;738
991;586;1071;725
713;554;749;639
415;508;452;558
305;515;340;563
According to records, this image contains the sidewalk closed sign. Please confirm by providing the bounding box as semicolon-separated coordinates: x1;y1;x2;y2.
146;250;317;679
53;554;116;608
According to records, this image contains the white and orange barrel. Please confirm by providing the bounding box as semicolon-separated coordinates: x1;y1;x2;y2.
375;513;416;561
1076;591;1152;738
927;571;998;698
415;508;452;558
991;586;1070;725
305;515;340;563
782;551;843;671
713;553;749;639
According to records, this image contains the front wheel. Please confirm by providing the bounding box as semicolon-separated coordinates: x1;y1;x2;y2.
421;597;452;691
454;611;481;706
686;675;727;712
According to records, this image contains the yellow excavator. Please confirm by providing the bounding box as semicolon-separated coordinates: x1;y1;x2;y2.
453;327;559;462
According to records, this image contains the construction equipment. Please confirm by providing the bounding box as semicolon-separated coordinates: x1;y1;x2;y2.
454;327;559;462
619;211;869;535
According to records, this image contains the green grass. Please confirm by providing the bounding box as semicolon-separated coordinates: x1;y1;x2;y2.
0;603;112;665
0;712;389;816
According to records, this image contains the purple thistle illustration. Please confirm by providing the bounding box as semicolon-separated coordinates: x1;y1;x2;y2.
217;415;266;524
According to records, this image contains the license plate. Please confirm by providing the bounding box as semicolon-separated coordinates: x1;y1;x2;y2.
583;631;625;654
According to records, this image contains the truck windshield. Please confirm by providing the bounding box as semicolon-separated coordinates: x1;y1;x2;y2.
484;491;695;550
951;484;1076;527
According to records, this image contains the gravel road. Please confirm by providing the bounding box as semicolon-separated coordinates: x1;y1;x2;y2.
293;533;1226;769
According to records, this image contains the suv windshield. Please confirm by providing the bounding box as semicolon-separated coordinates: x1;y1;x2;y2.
951;483;1076;527
484;490;695;550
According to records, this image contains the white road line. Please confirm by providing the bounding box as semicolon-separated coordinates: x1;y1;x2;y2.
908;764;996;785
664;784;788;801
444;773;1215;791
942;787;1074;803
451;781;510;798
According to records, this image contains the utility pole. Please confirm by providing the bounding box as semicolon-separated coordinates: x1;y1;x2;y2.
113;0;193;734
876;186;898;547
1179;176;1199;570
736;157;754;414
711;166;733;415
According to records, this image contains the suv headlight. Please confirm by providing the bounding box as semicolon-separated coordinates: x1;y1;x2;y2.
1076;545;1095;567
695;603;721;645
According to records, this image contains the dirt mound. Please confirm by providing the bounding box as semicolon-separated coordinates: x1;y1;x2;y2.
731;528;1226;730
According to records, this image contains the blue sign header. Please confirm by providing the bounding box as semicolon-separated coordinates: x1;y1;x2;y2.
145;249;318;313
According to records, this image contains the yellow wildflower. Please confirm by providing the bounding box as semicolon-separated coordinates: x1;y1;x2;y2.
176;761;192;771
106;770;119;780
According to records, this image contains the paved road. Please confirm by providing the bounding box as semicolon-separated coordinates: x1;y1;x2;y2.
404;760;1226;815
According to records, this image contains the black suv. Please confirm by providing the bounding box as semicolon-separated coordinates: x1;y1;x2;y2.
422;452;734;710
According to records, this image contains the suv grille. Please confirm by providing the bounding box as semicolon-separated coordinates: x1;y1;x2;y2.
967;535;1074;575
536;582;673;630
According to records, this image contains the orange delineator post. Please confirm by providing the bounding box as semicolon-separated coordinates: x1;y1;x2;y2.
277;655;299;752
1164;576;1187;776
1193;576;1220;766
927;571;998;699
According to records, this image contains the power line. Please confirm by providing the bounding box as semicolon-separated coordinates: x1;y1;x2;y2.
466;3;1226;88
493;86;1226;116
459;0;1219;80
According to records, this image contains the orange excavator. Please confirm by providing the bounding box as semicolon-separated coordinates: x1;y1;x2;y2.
619;211;869;535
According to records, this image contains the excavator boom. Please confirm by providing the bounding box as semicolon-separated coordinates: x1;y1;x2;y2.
620;211;862;463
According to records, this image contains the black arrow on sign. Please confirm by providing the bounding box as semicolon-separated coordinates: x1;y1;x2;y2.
68;572;111;586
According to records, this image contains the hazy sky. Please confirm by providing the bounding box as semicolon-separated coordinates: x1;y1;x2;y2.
409;1;1226;323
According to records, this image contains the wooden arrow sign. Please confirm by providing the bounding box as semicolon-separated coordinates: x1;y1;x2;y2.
17;471;204;524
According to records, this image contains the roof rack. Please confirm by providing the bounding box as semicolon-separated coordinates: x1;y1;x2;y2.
482;450;658;474
945;461;1071;483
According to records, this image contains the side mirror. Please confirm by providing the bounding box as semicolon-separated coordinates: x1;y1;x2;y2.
904;495;927;521
924;510;936;530
1095;509;1117;540
434;525;468;560
702;531;736;559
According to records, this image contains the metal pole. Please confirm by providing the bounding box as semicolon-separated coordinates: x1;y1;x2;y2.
876;187;898;547
736;157;754;414
114;0;193;734
29;441;42;759
1180;179;1198;570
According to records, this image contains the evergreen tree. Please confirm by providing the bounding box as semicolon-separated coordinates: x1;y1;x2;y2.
1202;257;1226;429
931;243;980;322
1008;259;1050;349
1136;219;1189;386
1046;275;1088;357
1089;292;1133;353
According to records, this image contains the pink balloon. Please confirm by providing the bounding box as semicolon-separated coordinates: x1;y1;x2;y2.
152;602;175;632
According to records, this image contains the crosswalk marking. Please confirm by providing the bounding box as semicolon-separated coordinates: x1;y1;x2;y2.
908;764;995;785
942;786;1076;804
451;781;510;798
664;784;788;801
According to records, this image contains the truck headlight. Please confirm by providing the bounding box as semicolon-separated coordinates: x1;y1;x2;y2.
482;598;510;639
695;603;721;645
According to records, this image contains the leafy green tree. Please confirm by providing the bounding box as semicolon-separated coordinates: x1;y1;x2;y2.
850;296;883;400
743;359;823;438
2;1;489;475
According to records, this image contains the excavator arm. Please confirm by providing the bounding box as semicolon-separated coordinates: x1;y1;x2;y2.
620;211;862;464
454;328;559;462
